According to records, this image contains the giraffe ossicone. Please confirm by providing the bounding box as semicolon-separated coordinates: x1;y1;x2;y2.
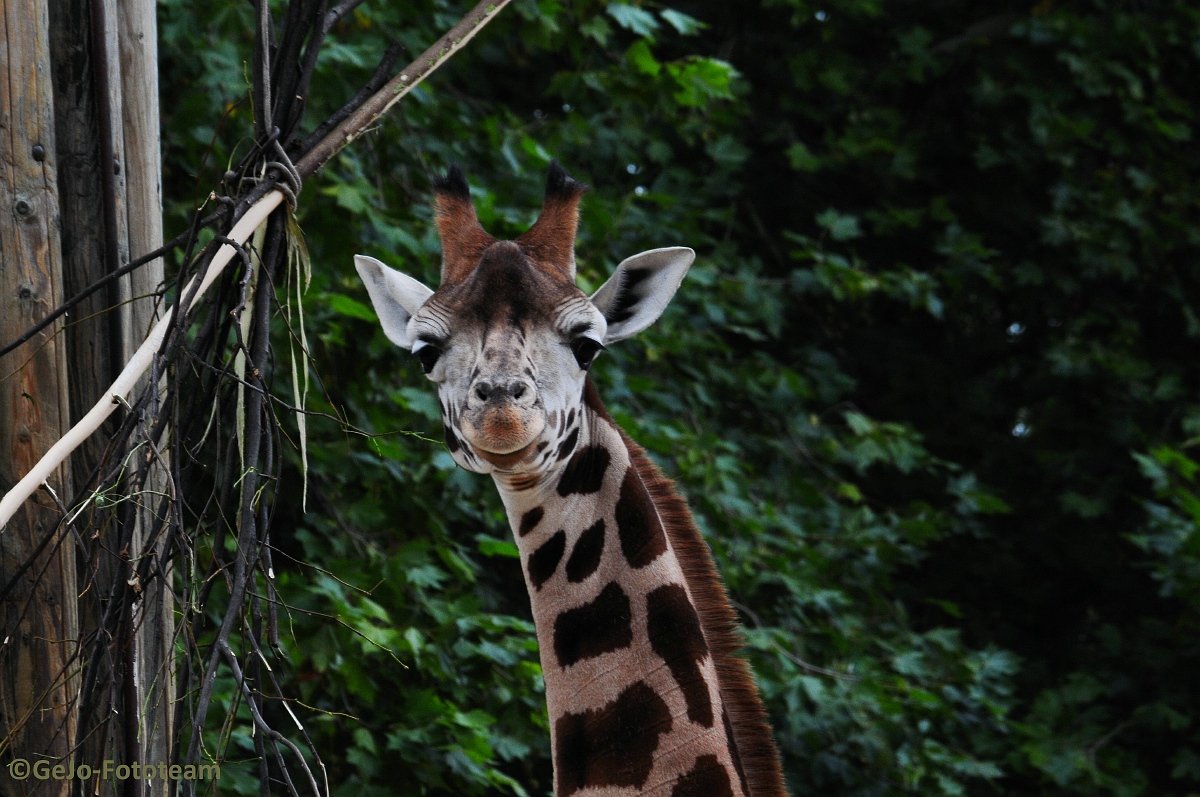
355;162;788;797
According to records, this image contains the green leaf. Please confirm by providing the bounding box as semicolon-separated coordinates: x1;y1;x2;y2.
666;57;738;106
660;8;705;35
786;141;822;172
580;16;612;45
844;410;873;436
626;39;661;76
476;534;519;559
320;181;372;214
817;208;864;241
403;627;425;658
326;293;378;322
607;3;660;39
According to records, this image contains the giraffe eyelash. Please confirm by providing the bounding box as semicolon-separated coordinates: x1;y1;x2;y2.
411;338;443;374
570;337;605;371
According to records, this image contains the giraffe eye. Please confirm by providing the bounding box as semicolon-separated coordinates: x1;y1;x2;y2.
413;342;442;374
571;337;605;371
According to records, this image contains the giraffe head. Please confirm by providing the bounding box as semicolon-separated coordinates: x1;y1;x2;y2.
355;163;694;476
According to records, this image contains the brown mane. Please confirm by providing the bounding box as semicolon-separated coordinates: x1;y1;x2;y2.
584;379;789;797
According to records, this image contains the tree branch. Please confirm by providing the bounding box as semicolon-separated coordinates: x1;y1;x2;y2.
295;0;512;179
296;39;405;157
0;0;514;530
0;191;284;531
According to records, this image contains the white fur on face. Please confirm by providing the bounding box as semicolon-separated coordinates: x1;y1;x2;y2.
355;242;693;478
413;290;608;476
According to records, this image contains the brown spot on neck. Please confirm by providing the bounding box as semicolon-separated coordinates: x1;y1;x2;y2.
554;680;671;796
619;428;790;797
671;754;735;797
581;377;789;796
553;581;633;667
647;583;712;727
528;530;567;590
518;506;544;536
555;444;610;496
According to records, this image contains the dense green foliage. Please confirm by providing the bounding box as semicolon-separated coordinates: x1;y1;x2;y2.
159;1;1200;794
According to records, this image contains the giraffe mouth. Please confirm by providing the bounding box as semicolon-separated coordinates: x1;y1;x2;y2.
473;439;540;469
462;407;546;469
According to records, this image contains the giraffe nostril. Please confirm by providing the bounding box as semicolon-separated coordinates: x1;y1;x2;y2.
475;379;533;403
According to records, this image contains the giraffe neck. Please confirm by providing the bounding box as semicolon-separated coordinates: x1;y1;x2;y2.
492;384;785;797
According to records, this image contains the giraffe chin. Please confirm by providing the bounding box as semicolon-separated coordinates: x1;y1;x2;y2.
462;408;546;471
472;439;540;470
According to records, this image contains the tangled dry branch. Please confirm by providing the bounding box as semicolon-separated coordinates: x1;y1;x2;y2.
0;2;510;794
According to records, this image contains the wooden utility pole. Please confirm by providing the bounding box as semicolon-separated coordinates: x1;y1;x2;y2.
48;0;173;793
0;1;80;795
115;1;173;783
2;0;169;794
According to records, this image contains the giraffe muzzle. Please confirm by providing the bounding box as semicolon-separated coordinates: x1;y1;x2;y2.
460;378;546;464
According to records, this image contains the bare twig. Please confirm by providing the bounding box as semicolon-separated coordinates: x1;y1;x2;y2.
0;0;513;531
932;12;1019;53
0;191;285;531
296;0;513;178
1;3;516;793
0;223;210;361
297;40;406;156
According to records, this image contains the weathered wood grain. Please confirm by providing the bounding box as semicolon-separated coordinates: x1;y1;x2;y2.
0;1;79;795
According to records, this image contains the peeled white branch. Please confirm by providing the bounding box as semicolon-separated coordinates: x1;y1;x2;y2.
0;190;284;531
0;0;515;531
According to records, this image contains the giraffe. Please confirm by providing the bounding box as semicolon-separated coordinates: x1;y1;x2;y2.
354;163;789;797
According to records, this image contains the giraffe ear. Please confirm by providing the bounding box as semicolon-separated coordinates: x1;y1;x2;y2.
354;254;434;349
590;246;694;344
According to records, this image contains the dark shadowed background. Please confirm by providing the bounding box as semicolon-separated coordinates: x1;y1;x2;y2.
157;1;1200;793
